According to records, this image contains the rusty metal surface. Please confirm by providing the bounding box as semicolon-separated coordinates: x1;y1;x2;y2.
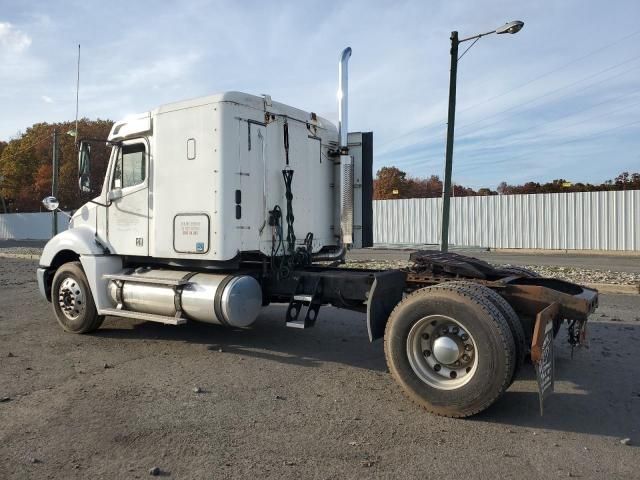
403;250;599;322
407;250;499;279
501;282;598;320
531;302;559;363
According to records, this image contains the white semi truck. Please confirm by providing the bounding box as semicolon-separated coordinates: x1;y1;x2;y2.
38;48;597;417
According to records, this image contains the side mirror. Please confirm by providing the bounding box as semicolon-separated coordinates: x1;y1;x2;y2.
42;196;59;211
78;141;91;193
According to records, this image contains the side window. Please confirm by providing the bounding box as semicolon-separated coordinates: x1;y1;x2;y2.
112;143;146;189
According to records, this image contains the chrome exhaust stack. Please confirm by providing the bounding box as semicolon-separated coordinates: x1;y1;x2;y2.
338;47;354;246
338;47;352;151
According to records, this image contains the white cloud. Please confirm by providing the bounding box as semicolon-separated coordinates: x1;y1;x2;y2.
41;95;53;103
0;22;31;54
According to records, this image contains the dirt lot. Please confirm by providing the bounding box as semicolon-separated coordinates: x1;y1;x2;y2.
1;257;639;479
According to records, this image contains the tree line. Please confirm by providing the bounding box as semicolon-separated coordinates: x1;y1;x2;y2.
373;166;640;200
1;120;638;211
0;119;113;212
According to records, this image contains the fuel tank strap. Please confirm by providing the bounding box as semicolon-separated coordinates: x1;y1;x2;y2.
173;271;199;319
213;275;236;327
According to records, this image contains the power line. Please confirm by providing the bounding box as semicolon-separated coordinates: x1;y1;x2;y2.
377;29;640;153
456;54;640;133
456;118;640;172
456;27;640;115
456;90;640;147
497;96;640;143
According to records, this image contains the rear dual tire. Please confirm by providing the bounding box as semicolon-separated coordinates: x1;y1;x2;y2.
384;284;516;418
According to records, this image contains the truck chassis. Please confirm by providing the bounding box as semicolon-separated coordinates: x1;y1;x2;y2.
40;248;596;418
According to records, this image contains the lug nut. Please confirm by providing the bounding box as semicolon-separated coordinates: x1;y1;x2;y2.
464;344;473;351
423;350;431;357
440;327;448;335
422;333;430;340
451;326;459;334
462;354;470;362
434;364;442;372
450;371;457;379
461;333;469;341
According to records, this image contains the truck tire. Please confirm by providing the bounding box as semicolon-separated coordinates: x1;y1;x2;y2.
51;261;104;334
431;281;526;386
384;285;516;418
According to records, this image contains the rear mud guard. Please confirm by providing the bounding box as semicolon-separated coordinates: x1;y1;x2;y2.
366;270;406;341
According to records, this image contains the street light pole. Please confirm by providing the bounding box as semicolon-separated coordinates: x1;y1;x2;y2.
439;20;524;253
440;31;459;253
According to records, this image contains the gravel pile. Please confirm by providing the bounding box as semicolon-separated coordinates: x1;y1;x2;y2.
508;264;640;286
341;259;640;286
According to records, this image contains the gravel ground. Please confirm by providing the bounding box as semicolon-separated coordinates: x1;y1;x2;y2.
341;259;640;286
0;257;639;479
0;247;44;256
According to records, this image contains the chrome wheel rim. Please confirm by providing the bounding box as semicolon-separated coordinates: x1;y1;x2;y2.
406;314;478;390
58;277;85;320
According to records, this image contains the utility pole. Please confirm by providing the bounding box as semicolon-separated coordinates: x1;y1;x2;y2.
52;129;58;237
440;31;458;253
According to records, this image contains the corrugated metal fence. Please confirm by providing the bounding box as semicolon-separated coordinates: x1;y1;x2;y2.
1;191;639;250
373;190;640;251
0;212;68;240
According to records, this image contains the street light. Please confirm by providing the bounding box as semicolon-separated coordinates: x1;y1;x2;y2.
440;20;524;252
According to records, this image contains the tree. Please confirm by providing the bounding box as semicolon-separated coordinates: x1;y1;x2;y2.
374;167;410;199
0;119;113;212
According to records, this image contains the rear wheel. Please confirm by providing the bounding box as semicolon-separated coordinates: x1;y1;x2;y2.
432;281;526;385
384;285;516;418
51;262;104;334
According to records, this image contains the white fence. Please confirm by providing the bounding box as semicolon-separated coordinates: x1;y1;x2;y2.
2;190;639;250
373;190;640;251
0;212;68;240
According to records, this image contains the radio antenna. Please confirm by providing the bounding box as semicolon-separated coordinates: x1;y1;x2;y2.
74;44;80;145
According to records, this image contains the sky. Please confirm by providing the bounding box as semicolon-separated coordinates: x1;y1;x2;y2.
1;0;639;189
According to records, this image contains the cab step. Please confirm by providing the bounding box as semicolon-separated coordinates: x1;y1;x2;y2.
99;308;187;326
285;277;322;329
102;273;190;286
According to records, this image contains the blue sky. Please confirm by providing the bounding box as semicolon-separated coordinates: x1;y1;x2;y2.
1;0;639;189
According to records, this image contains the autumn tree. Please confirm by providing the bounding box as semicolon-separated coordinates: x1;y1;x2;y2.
0;119;113;212
374;167;410;199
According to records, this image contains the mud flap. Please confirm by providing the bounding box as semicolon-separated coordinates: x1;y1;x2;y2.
531;302;559;415
366;270;406;341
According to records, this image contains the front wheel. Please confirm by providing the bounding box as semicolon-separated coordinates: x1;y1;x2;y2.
384;285;516;418
51;261;104;334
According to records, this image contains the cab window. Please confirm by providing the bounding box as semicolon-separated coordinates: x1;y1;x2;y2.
112;143;146;189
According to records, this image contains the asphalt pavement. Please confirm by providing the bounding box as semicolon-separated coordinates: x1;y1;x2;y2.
0;257;639;479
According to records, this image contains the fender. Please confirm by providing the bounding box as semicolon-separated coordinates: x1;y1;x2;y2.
38;226;122;310
39;225;107;268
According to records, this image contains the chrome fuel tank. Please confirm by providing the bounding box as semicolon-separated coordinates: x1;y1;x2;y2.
107;269;262;327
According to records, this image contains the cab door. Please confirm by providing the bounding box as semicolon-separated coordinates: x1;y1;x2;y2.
107;139;149;255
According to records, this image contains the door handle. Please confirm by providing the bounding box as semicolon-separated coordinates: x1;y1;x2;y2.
108;188;123;201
